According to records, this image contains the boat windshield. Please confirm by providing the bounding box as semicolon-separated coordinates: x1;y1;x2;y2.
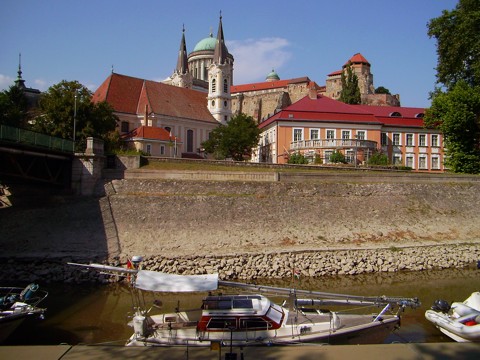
203;295;262;310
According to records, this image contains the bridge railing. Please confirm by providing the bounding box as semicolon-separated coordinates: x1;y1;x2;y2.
0;124;74;153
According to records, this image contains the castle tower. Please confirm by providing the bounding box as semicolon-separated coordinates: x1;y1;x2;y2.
345;53;374;95
170;26;193;89
207;14;233;124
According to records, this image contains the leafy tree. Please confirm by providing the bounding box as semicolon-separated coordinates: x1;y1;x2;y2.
287;152;308;164
329;150;346;164
428;0;480;89
0;85;29;127
375;86;391;95
202;113;261;161
32;80;118;150
367;151;389;166
425;81;480;173
339;63;361;104
426;0;480;173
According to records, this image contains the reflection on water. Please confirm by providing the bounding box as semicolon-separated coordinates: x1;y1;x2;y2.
3;266;479;345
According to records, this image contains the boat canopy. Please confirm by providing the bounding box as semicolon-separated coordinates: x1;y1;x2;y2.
135;271;219;292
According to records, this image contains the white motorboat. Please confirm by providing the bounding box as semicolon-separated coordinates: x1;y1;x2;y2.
69;261;420;347
425;291;480;342
0;284;48;342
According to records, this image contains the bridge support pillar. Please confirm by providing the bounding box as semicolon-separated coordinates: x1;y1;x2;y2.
72;137;105;195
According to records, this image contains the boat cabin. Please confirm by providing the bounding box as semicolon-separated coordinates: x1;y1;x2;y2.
197;295;285;332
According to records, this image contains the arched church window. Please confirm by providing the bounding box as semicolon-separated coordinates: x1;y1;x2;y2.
211;78;216;93
224;79;228;93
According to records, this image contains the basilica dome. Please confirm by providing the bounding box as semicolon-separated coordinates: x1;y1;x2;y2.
193;33;216;52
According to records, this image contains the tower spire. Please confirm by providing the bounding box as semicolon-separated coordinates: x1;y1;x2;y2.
213;12;228;64
15;53;26;89
176;24;189;75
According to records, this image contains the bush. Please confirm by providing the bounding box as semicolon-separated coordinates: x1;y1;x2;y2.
288;152;309;164
367;152;389;166
329;150;346;164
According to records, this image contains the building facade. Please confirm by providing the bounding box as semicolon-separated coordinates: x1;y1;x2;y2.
92;73;219;157
253;90;444;172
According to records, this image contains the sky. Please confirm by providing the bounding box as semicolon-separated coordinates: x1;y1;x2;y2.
0;0;458;108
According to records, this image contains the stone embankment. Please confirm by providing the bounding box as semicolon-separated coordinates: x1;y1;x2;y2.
2;243;479;284
1;174;480;283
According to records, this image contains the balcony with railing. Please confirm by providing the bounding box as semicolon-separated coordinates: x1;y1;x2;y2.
290;138;378;151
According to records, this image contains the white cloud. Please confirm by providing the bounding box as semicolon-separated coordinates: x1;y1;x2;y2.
227;37;292;84
0;74;14;90
33;79;49;91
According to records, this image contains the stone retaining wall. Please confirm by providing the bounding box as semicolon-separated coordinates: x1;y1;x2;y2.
2;243;479;284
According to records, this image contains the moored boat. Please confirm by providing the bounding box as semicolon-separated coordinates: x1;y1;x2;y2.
425;291;480;342
0;284;48;342
69;261;420;347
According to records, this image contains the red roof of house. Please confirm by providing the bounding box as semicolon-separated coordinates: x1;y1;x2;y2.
123;126;182;142
230;77;319;93
259;95;426;129
92;73;216;123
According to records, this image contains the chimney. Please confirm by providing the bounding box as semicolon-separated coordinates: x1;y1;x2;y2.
144;104;148;126
308;85;318;100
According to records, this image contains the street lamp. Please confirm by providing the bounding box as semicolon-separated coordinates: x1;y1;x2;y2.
73;89;78;145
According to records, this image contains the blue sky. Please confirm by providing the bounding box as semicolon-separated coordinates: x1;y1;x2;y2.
0;0;457;108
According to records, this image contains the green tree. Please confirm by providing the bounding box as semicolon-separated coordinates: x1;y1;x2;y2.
426;0;480;173
339;63;361;104
0;85;29;127
32;80;118;150
287;152;308;164
375;86;391;95
329;150;346;164
425;81;480;173
367;151;389;166
202;113;261;161
428;0;480;89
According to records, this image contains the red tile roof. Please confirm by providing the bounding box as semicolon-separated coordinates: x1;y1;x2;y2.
345;53;370;66
123;126;182;142
92;73;217;123
259;95;426;129
230;77;319;93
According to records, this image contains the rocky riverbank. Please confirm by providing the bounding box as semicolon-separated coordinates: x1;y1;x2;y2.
1;174;480;283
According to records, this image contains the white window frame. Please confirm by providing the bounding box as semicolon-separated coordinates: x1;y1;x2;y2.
310;128;320;140
419;134;427;147
405;153;415;169
356;130;366;140
381;132;388;146
326;129;335;140
418;155;427;170
431;134;439;147
431;155;440;170
293;128;303;142
392;133;401;146
406;133;414;147
341;130;351;140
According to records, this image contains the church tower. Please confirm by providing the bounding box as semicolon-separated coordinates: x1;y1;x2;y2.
207;14;233;124
170;26;193;89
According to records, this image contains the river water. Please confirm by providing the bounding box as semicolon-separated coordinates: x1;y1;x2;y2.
3;266;479;346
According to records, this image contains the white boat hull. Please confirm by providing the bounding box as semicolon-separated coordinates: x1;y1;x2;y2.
127;311;400;346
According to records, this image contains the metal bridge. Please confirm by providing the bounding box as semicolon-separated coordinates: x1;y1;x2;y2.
0;124;74;186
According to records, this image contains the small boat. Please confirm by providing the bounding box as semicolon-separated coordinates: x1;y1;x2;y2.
0;284;48;342
425;291;480;342
69;260;420;347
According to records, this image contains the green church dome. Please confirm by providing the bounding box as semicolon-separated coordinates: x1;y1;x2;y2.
266;69;280;81
193;34;216;52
